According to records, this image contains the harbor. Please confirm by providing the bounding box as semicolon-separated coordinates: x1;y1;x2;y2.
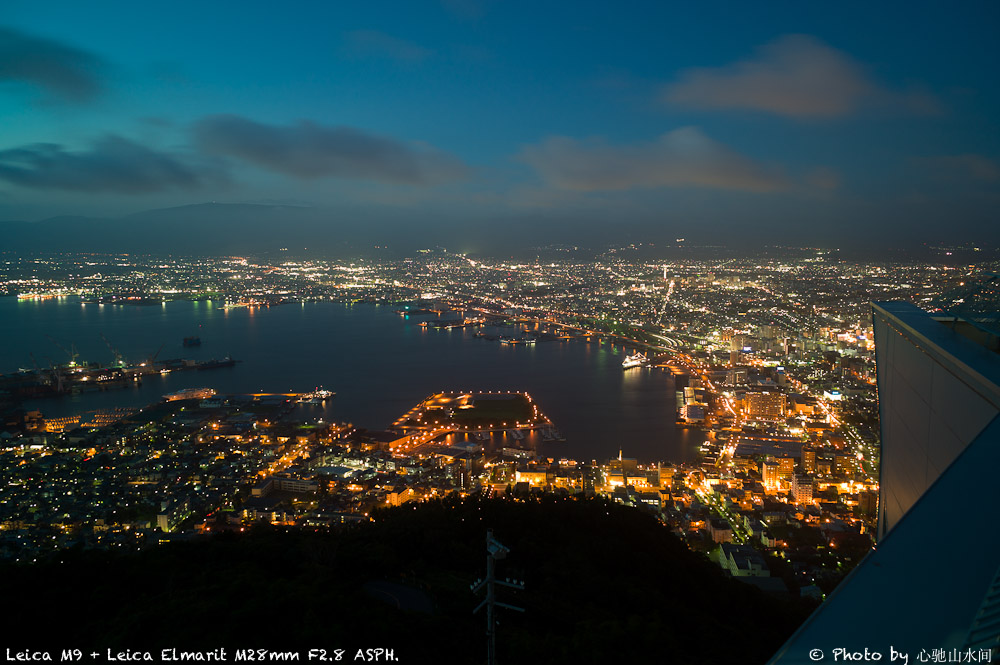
2;297;701;463
0;348;241;401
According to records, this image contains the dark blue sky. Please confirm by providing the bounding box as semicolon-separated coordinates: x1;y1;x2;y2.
1;0;998;248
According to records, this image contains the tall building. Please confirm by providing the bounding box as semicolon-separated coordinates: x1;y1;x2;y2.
856;490;877;518
778;456;795;476
745;391;787;419
790;474;813;504
800;445;816;474
761;459;781;492
770;300;1000;663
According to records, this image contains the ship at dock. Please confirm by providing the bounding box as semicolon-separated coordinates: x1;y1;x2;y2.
298;388;335;404
164;387;217;401
195;356;238;370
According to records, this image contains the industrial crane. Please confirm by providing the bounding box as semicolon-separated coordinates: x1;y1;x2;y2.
100;333;125;368
45;334;80;367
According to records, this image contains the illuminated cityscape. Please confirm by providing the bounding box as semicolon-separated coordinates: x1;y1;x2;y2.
1;251;987;587
2;1;999;662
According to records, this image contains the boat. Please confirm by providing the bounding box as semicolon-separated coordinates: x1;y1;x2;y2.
196;356;237;370
299;388;335;404
183;337;201;347
164;387;216;401
622;353;649;369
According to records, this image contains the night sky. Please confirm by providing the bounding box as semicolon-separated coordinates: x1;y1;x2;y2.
1;1;998;249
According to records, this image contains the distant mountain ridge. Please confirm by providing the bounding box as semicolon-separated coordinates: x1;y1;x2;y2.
0;203;361;256
0;202;585;257
1;202;974;259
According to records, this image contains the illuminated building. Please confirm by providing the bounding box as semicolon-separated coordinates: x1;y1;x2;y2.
790;475;813;504
776;456;795;479
761;460;781;492
800;445;816;474
726;367;749;385
707;518;733;543
607;454;638;477
44;415;81;432
770;300;1000;662
156;498;191;533
386;487;416;507
833;455;854;478
745;391;787;419
513;470;547;487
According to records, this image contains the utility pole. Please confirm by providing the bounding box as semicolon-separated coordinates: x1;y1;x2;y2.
472;529;524;665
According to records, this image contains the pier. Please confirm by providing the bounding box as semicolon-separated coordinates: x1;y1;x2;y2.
389;390;557;455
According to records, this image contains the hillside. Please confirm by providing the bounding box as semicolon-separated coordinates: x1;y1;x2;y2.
2;495;811;664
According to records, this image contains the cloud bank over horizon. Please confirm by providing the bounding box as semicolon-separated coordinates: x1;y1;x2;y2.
519;127;789;192
0;136;217;193
194;115;468;185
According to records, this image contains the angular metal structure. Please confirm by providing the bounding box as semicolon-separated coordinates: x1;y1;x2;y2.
770;301;1000;664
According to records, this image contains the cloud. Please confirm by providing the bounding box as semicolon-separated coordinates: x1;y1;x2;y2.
518;127;788;193
663;34;927;118
0;26;106;102
342;30;431;62
194;114;467;185
921;154;1000;183
0;136;216;193
805;167;841;190
440;0;493;20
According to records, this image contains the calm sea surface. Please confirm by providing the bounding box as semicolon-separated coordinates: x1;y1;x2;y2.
1;297;703;462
